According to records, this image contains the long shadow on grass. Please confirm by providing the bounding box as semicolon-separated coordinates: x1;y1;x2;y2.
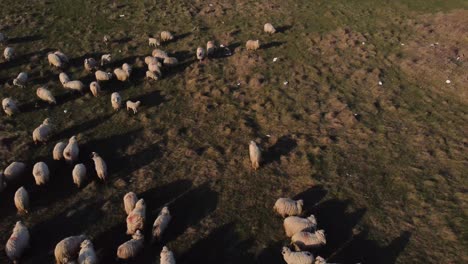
0;48;53;70
262;41;286;50
8;35;43;44
50;113;114;142
276;25;293;33
263;135;297;165
293;185;328;214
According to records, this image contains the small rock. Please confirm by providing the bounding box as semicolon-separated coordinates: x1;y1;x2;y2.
445;80;451;84
273;57;278;62
283;81;288;85
378;81;383;86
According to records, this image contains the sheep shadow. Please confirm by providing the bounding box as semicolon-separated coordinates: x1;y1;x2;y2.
276;25;293;33
128;89;166;110
7;34;43;44
262;41;286;50
69;52;102;68
256;241;285;264
263;135;297;165
174;32;191;42
293;185;328;214
50;113;114;142
114;37;132;44
0;48;53;70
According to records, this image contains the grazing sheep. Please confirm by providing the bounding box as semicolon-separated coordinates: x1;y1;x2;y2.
14;186;29;214
48;53;63;68
246;40;260;51
63;80;85;93
32;118;53;144
146;70;160;81
95;70;113;82
152;49;169;60
54;235;86;264
314;256;327;264
274;198;303;217
78;239;97;264
149;37;160;47
113;68;129;82
63;136;79;164
207;41;216;57
117;230;144;260
126;199;146;235
123;192;138;215
284;215;317;237
13;72;28;87
122;63;132;76
126;100;141;114
2;97;19;116
5;221;30;263
292;230;326;251
160;246;176;264
36;87;56;104
282;247;314;264
163;57;178;67
3;162;26;182
84;58;98;72
89;82;101;97
160;31;174;42
103;35;110;44
4;46;14;61
0;172;6;193
145;56;160;66
196;46;205;62
91;152;107;181
111;92;121;110
53;141;67;160
101;53;112;66
54;51;69;64
32;161;50;186
264;23;276;34
148;62;162;76
152;206;171;240
72;164;87;188
249;141;261;170
59;72;71;85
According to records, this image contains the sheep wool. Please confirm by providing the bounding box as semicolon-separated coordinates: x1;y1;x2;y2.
117;230;144;260
246;40;260;51
282;247;314;264
64;80;85;92
146;70;160;81
126;100;141;114
32;118;53;144
207;40;216;57
2;97;19;116
54;51;69;64
0;172;6;193
14;186;29;214
36;87;56;104
89;82;101;97
95;70;113;82
54;235;86;264
72;164;87;188
48;53;63;68
53;141;67;160
33;161;50;186
101;54;112;66
91;152;107;181
4;47;15;61
84;58;98;72
274;198;303;217
145;56;159;66
113;68;129;82
160;246;176;264
78;239;97;264
59;72;71;85
5;221;30;263
111;92;122;110
160;31;174;42
249;141;261;170
292;230;326;250
148;62;161;75
13;72;28;87
4;162;26;182
149;37;160;47
152;49;168;60
63;136;79;164
284;215;317;237
163;57;178;67
124;192;138;215
314;256;327;264
196;46;205;61
122;63;132;76
126;199;146;235
152;206;171;240
264;23;276;34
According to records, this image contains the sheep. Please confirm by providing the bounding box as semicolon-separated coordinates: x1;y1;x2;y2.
4;46;14;61
149;37;160;47
264;23;276;34
111;92;122;110
2;97;19;116
249;141;261;170
48;53;64;68
84;58;98;72
32;118;53;144
53;141;67;160
196;46;205;62
246;40;260;51
274;198;303;217
13;72;28;87
152;206;171;241
282;247;314;264
314;256;327;264
14;186;29;214
78;239;97;264
89;82;101;97
126;199;146;235
72;164;87;188
63;80;85;93
163;57;178;67
54;235;86;264
63;136;79;164
36;86;56;104
284;215;317;237
292;230;326;250
54;51;69;64
103;35;110;45
148;62;162;75
124;192;138;215
95;70;113;82
101;53;112;66
145;56;159;66
207;41;216;57
59;72;71;86
146;70;160;81
122;63;132;77
32;161;50;186
126;100;141;114
3;162;26;182
152;49;169;60
91;152;107;181
113;68;129;82
5;221;30;263
116;230;144;260
160;246;176;264
160;31;174;42
0;172;6;193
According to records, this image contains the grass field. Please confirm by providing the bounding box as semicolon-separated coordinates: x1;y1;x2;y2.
0;0;467;263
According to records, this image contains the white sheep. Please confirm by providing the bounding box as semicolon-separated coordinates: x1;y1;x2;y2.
163;57;178;67
63;80;85;93
264;23;276;34
54;51;69;64
148;61;161;74
246;40;260;51
124;192;138;215
103;35;110;44
152;206;171;240
72;163;87;188
314;256;327;264
78;239;97;264
3;161;26;182
196;46;206;62
145;56;160;66
284;215;317;237
113;68;129;82
160;31;174;42
126;199;146;235
53;141;67;160
36;87;56;104
122;63;132;76
152;49;169;60
32;118;53;144
84;58;98;72
91;152;107;181
146;70;160;81
249;141;261;170
282;247;314;264
206;41;216;57
126;100;141;114
13;72;28;87
0;172;6;193
149;37;160;47
116;230;144;260
48;53;63;68
54;235;86;264
160;246;176;264
5;221;30;263
292;230;326;250
111;92;121;110
59;72;71;86
63;136;79;164
2;97;19;116
89;82;101;97
274;198;303;217
95;70;113;82
101;54;112;66
14;186;29;214
32;161;50;186
4;46;15;61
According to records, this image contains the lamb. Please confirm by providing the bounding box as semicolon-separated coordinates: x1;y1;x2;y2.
274;198;303;217
152;49;169;60
160;31;174;42
2;97;19;116
284;215;317;237
163;57;178;67
78;239;97;264
101;53;112;66
196;46;205;62
246;40;260;51
54;51;69;64
249;141;261;170
13;72;28;87
126;100;141;114
4;47;15;61
116;230;144;260
149;37;160;47
264;23;276;34
3;162;26;182
5;221;30;263
72;164;87;188
54;235;86;264
126;199;146;235
282;247;314;264
160;246;176;264
59;72;71;85
146;70;160;81
14;186;29;214
95;70;113;82
292;230;326;251
123;192;138;215
63;80;85;93
84;58;98;72
207;41;216;57
89;82;101;97
113;68;129;82
32;118;53;144
53;141;67;160
63;136;79;164
111;92;122;110
91;152;107;181
32;161;50;185
36;87;56;104
0;172;6;193
48;53;64;68
152;206;171;241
